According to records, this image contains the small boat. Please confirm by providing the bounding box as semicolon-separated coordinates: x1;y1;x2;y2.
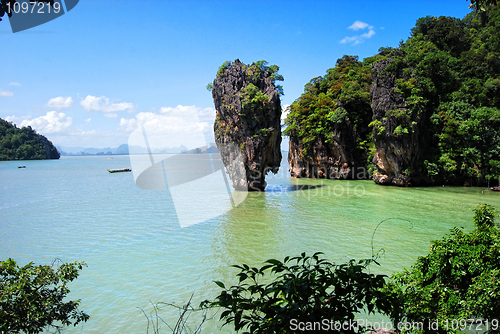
107;168;131;173
18;166;26;168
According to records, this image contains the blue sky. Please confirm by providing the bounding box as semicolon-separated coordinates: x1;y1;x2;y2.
1;0;473;149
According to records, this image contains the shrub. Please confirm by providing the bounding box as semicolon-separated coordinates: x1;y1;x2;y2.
386;204;500;333
0;258;89;333
203;253;396;334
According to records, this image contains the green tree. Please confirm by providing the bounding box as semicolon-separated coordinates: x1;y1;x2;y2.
468;0;500;12
386;204;500;333
284;55;373;162
0;259;89;333
0;118;60;161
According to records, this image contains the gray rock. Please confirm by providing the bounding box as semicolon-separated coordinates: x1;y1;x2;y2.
367;328;397;334
211;59;282;191
370;50;428;186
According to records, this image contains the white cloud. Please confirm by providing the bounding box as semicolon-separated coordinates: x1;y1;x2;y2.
348;21;369;31
8;82;21;86
20;111;73;134
281;104;290;123
47;96;74;110
362;29;376;39
341;20;375;45
5;115;31;123
44;129;122;148
85;118;91;123
81;95;134;113
0;89;14;96
121;105;214;150
340;36;359;44
104;113;118;118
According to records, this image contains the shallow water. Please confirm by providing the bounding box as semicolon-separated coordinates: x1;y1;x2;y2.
1;155;498;333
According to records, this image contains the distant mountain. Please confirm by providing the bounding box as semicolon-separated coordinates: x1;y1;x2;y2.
0;118;60;161
57;144;191;156
58;144;130;156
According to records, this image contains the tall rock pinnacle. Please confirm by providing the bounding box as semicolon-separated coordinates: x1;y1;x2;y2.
211;59;282;191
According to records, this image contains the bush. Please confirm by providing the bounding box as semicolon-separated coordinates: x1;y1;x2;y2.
0;258;89;333
203;253;396;333
386;204;500;333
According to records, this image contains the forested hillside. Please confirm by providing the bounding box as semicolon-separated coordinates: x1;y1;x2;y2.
285;6;500;186
0;118;60;161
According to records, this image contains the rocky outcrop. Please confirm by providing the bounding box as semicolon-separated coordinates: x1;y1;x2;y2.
370;50;428;186
212;59;282;191
288;122;367;180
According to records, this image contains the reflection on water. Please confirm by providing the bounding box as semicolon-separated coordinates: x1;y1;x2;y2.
265;184;326;192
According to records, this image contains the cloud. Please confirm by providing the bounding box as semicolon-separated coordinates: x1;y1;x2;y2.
341;20;375;45
362;29;376;39
81;95;134;113
85;118;91;123
47;96;74;110
348;21;369;31
0;89;14;96
20;111;73;134
120;105;214;150
5;115;31;123
104;113;118;118
281;104;290;123
8;82;21;86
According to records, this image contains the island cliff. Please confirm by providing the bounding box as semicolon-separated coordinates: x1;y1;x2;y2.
285;55;373;181
285;7;500;187
0;118;60;161
287;116;367;180
370;50;428;186
211;60;283;191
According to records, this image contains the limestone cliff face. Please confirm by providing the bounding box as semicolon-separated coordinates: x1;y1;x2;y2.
288;120;366;180
212;59;282;191
370;50;427;186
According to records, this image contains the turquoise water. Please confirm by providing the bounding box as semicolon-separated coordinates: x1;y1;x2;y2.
1;155;499;333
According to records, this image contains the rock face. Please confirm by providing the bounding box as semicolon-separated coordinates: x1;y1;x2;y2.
212;59;282;191
288;120;367;180
370;50;427;186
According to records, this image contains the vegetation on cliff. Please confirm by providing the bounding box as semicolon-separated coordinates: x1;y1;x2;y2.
0;118;60;161
285;4;500;186
284;55;374;162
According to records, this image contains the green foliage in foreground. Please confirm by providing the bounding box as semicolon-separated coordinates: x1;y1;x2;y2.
0;118;60;161
204;205;500;334
386;204;500;333
203;253;396;334
0;259;89;334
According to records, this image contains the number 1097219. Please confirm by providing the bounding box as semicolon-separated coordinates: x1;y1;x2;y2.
6;1;61;14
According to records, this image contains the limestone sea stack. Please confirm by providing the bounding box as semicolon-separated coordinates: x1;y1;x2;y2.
370;50;428;186
211;59;282;191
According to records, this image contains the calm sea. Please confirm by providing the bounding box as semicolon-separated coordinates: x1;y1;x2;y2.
1;155;499;333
